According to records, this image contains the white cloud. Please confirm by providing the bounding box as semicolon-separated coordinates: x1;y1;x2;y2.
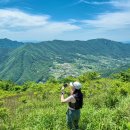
82;11;130;30
0;3;130;41
73;0;130;41
78;0;114;5
111;0;130;9
0;9;80;32
0;9;49;31
77;0;130;42
78;0;130;9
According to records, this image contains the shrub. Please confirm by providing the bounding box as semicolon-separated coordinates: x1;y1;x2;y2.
0;108;9;122
19;96;27;103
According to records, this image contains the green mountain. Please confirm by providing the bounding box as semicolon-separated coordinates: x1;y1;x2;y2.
0;38;24;64
0;38;24;48
0;38;130;83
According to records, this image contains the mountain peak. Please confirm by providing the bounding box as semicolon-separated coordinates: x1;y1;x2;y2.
0;38;24;48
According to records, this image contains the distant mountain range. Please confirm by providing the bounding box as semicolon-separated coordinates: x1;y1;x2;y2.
0;38;130;84
0;38;24;48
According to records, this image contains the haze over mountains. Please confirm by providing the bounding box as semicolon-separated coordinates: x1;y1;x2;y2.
0;38;130;84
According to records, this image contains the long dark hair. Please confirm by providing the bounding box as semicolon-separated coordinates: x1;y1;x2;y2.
73;89;82;94
73;89;83;108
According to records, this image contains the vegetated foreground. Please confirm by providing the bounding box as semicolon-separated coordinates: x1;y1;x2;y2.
0;69;130;130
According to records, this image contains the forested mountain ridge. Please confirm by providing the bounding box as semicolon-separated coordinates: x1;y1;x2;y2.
0;38;24;48
0;38;130;83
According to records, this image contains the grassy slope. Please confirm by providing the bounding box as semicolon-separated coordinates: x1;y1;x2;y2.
0;69;130;130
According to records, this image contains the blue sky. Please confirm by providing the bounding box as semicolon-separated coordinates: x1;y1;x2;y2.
0;0;130;41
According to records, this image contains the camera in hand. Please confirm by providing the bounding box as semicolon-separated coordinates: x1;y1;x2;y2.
63;83;68;88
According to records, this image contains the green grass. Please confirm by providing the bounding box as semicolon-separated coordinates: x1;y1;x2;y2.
1;91;130;130
0;70;130;130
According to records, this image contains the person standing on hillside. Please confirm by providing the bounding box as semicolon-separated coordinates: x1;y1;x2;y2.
61;81;83;130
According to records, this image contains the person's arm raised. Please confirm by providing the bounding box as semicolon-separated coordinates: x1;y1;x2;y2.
61;94;75;103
